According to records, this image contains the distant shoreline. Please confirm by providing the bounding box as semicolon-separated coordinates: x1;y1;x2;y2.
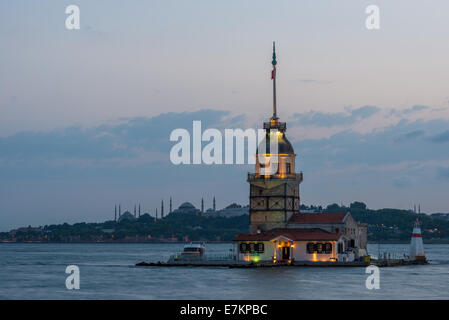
0;240;232;244
368;239;449;244
2;240;449;244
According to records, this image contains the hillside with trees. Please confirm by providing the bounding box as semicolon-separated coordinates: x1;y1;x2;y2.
1;202;449;243
322;202;449;242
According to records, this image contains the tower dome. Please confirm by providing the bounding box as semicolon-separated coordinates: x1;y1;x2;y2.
256;130;295;155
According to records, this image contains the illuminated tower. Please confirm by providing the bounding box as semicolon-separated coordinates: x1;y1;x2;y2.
248;42;303;233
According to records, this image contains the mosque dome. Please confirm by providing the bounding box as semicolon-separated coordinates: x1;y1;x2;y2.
118;211;136;222
172;202;200;215
178;202;196;210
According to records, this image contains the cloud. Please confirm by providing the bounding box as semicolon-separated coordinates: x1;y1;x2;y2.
394;130;425;142
294;118;449;171
404;130;425;139
392;176;413;188
292;105;380;128
429;130;449;143
436;167;449;180
402;105;429;114
0;109;232;161
350;106;380;119
2;107;448;180
390;105;429;117
0;109;256;182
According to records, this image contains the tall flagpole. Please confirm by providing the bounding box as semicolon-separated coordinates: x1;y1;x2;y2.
272;41;277;119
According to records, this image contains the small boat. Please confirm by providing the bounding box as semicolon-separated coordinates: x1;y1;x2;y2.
181;242;206;256
168;242;206;263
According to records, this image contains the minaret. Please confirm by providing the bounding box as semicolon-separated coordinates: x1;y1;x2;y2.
170;197;173;213
114;205;117;222
201;198;204;213
156;208;158;220
134;205;137;218
247;43;303;233
410;219;426;261
213;196;216;211
138;204;141;217
161;200;164;218
119;204;121;218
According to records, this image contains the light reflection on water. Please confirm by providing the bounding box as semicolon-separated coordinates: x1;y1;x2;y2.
0;243;448;299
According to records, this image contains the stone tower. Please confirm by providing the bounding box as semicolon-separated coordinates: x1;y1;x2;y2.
248;42;303;234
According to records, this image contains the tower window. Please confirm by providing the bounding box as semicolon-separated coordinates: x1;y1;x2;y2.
286;163;291;174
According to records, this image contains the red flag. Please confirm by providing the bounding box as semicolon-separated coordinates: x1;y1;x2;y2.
271;69;276;79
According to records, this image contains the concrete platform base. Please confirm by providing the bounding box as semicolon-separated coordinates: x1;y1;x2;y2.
135;258;428;268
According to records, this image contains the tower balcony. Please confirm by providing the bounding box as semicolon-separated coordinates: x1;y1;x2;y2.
263;120;286;131
248;172;303;182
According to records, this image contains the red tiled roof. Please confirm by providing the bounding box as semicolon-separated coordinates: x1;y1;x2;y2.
288;212;348;224
233;228;341;242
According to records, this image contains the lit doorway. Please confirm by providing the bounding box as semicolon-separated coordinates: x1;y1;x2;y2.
281;246;290;260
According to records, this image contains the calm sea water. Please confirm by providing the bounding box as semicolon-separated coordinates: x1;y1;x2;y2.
0;243;448;299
